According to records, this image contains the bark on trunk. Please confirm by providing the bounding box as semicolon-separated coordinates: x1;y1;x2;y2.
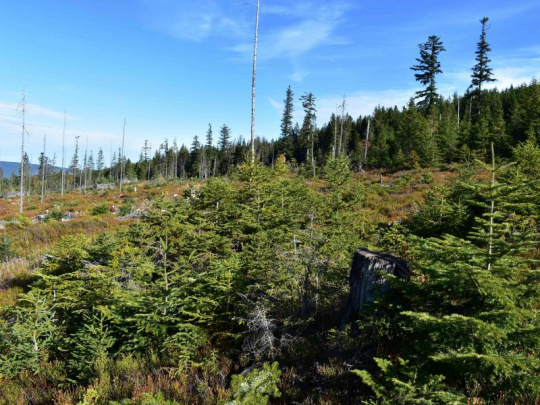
344;248;409;325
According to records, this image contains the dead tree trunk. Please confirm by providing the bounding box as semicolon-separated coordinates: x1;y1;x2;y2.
41;134;46;203
250;0;260;164
61;111;66;195
18;90;27;214
343;248;409;325
120;118;126;191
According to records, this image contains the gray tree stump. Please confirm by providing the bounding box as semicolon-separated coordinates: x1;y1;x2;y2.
344;248;409;324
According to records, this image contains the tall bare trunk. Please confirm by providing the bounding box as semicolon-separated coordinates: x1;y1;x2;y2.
41;135;46;203
333;105;338;159
250;0;260;164
83;136;88;194
74;136;80;191
339;97;346;156
18;90;27;214
120;118;126;191
61;111;66;195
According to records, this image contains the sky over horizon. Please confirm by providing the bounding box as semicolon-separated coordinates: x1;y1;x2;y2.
0;0;539;164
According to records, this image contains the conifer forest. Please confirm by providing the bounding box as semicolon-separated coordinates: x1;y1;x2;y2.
2;14;540;405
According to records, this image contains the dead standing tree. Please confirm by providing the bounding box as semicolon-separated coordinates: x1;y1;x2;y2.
61;111;66;195
120;118;126;191
338;96;346;156
40;134;46;203
250;0;260;164
18;89;28;214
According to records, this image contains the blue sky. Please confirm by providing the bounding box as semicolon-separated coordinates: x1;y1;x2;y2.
0;0;539;164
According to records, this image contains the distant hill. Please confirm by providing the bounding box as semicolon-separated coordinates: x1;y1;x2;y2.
0;161;53;178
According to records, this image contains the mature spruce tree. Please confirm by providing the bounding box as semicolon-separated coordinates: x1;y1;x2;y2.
470;17;496;97
300;92;317;175
206;124;214;176
411;35;446;110
189;135;200;177
281;86;294;139
397;100;432;167
526;79;540;142
218;125;230;151
218;125;231;174
280;86;294;158
177;144;190;177
206;124;213;148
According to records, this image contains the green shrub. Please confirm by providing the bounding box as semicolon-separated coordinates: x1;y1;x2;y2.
227;362;281;405
393;173;414;188
421;172;434;184
91;203;109;216
0;234;16;261
119;204;133;216
45;210;64;222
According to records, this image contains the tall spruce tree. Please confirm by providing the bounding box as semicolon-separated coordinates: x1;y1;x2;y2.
397;100;432;167
206;124;213;148
300;92;317;176
470;17;496;97
206;124;214;176
218;125;230;151
411;35;446;110
218;125;231;174
526;79;540;142
280;86;294;158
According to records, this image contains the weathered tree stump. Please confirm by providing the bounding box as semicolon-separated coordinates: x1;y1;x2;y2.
344;248;409;324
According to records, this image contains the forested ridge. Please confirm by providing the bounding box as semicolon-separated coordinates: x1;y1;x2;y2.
1;17;540;404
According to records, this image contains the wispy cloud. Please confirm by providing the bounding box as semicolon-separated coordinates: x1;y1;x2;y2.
138;0;353;88
140;0;352;62
481;1;540;22
138;0;250;42
268;97;282;113
311;89;414;124
233;1;351;61
440;48;540;95
0;102;72;159
398;1;540;33
488;67;538;90
290;70;310;83
267;87;413;130
263;2;318;18
0;100;120;163
261;20;338;60
0;102;70;120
